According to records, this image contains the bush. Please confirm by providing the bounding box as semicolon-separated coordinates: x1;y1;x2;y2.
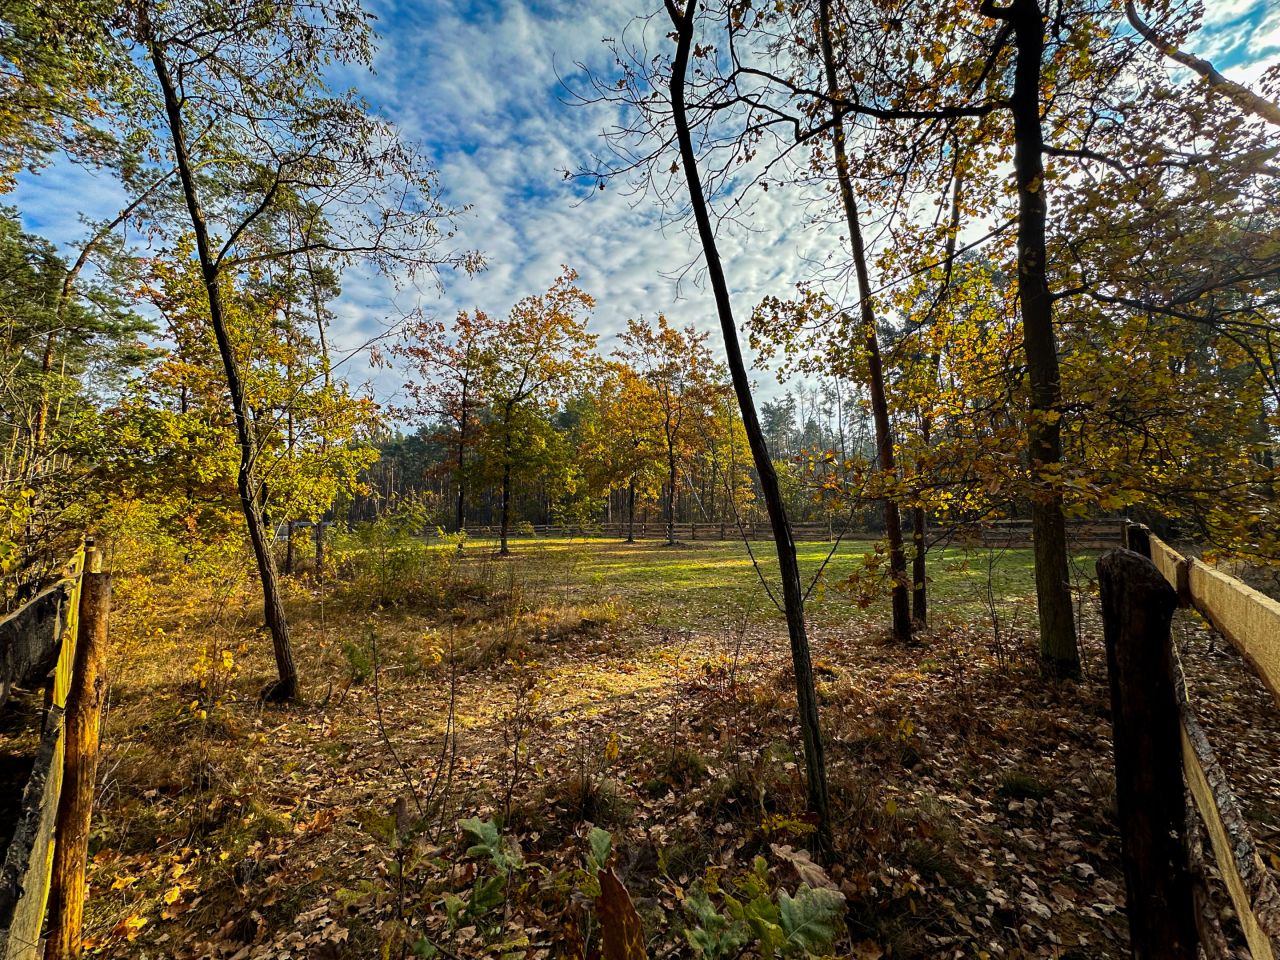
333;497;484;609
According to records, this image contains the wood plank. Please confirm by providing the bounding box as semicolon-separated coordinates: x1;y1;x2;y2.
0;585;70;712
0;709;65;960
1180;711;1280;959
1189;560;1280;706
1149;535;1190;603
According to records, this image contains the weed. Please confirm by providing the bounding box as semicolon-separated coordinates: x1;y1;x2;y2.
998;767;1052;800
341;637;372;684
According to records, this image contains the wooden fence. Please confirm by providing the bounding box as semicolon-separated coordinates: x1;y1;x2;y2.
0;540;110;960
1101;523;1280;958
452;517;1127;547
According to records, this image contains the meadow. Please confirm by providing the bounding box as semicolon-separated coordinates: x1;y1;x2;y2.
69;534;1170;960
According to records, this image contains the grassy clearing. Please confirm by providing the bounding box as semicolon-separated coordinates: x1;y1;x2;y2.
80;535;1133;959
433;535;1102;630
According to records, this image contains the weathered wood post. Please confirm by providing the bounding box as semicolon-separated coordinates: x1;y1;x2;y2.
1097;548;1196;959
1123;521;1152;559
45;544;110;960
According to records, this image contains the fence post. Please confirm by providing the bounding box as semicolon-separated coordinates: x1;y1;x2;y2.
45;544;110;960
1097;549;1197;960
1123;521;1152;559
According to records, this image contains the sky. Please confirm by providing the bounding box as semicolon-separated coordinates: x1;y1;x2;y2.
10;0;1280;412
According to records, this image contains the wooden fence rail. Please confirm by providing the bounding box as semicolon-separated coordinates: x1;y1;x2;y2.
1106;523;1280;958
0;539;109;960
441;518;1127;547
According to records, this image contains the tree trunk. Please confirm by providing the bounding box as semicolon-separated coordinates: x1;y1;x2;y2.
665;449;677;546
314;521;325;575
627;477;636;542
666;0;831;855
149;36;299;701
818;0;911;643
284;397;295;577
986;0;1079;677
500;431;513;556
455;380;469;534
307;248;330;578
911;506;927;626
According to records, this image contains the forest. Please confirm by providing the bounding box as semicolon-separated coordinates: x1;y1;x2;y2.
0;0;1278;958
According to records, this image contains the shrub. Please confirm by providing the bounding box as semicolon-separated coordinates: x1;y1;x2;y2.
333;497;484;609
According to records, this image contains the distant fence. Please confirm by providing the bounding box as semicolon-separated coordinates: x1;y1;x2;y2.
453;517;1128;547
1100;523;1280;959
0;540;110;960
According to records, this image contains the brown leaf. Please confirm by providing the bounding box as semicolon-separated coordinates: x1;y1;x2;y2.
770;843;839;891
560;910;594;960
596;869;646;960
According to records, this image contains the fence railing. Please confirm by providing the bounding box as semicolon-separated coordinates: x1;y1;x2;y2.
1101;523;1280;959
447;517;1128;547
0;539;110;960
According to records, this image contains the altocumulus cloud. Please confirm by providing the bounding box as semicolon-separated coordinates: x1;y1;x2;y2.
10;0;1279;411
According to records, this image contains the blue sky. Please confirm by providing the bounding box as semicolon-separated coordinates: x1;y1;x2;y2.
11;0;1280;409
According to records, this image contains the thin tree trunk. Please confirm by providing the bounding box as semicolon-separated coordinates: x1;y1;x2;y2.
627;477;636;543
907;157;963;629
909;505;926;622
985;0;1079;677
666;0;831;855
665;448;677;545
818;0;911;643
285;372;295;577
500;424;513;556
455;382;469;534
149;36;299;701
307;248;330;577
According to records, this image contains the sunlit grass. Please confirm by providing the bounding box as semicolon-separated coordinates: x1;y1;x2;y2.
445;535;1101;631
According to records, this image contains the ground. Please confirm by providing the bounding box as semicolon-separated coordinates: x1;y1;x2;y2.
48;536;1279;959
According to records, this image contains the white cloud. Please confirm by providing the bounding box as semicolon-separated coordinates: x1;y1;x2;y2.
12;0;1280;418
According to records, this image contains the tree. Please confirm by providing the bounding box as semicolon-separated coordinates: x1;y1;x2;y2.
975;0;1076;676
129;0;473;699
0;0;127;190
0;210;150;593
815;0;912;642
105;247;378;572
617;315;721;546
661;0;832;854
581;361;666;542
395;308;501;534
1124;1;1280;127
477;269;596;555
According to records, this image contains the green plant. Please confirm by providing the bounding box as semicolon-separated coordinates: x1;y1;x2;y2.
681;856;846;959
334;495;452;607
342;637;372;685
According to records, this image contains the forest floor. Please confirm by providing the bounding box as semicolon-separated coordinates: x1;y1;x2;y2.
61;537;1280;959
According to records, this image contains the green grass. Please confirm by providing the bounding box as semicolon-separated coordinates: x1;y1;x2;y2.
446;535;1101;631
